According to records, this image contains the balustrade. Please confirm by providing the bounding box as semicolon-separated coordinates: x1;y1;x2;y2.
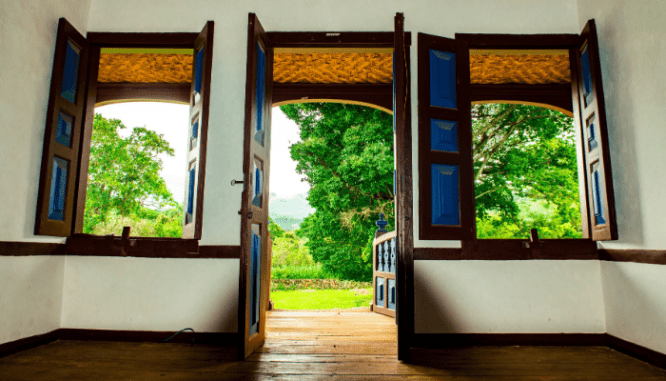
372;213;397;317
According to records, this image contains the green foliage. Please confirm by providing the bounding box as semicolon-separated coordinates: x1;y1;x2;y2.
472;104;582;239
271;263;337;280
270;288;373;310
271;231;313;268
83;114;182;237
268;217;285;241
281;103;395;282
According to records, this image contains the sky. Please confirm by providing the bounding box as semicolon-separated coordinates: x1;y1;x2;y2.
94;102;309;204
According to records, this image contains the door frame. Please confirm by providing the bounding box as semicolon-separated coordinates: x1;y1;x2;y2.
237;28;414;360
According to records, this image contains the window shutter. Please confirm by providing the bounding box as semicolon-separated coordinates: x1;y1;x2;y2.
35;18;90;236
418;33;474;240
572;20;617;241
182;21;214;239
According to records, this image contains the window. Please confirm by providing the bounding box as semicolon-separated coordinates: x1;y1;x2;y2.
34;18;214;239
417;20;617;242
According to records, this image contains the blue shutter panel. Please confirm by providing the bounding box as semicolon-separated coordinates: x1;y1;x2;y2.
430;50;457;109
250;225;261;335
254;43;266;145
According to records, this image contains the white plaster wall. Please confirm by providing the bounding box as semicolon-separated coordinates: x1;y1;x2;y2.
0;0;88;346
577;0;666;355
61;256;238;332
0;256;65;345
0;0;91;243
415;260;605;333
600;261;666;355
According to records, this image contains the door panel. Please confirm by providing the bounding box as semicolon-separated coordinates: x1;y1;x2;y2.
239;13;273;360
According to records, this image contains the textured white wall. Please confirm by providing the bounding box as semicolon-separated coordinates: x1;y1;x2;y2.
578;0;666;355
0;0;89;346
0;256;65;345
415;260;606;333
0;0;90;243
61;256;238;332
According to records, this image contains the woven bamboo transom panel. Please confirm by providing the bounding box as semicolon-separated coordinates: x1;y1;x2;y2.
98;54;193;83
273;53;393;84
470;54;570;85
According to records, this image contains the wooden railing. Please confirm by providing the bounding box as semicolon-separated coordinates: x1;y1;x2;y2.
372;230;397;317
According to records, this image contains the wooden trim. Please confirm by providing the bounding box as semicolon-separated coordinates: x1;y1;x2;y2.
95;83;191;105
268;32;411;47
470;84;573;115
599;249;666;265
198;245;241;259
0;241;65;256
0;331;59;359
455;33;578;49
87;32;198;47
272;83;393;112
412;333;607;348
414;239;598;260
607;334;666;370
58;329;238;346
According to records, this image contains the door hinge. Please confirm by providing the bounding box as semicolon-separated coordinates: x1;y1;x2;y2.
247;211;253;219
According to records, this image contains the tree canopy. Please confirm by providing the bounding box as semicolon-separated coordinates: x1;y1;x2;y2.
282;103;395;281
83;114;182;237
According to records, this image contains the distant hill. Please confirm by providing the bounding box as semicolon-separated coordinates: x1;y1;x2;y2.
269;192;315;231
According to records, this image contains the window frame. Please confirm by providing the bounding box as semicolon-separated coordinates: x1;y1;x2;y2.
451;31;616;244
34;19;214;246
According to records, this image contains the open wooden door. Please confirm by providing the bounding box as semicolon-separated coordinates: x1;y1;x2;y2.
238;13;274;360
393;13;414;362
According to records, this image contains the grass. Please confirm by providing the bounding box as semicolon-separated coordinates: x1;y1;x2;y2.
271;263;337;280
270;288;373;310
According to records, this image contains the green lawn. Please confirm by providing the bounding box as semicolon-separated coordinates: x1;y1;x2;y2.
270;288;373;310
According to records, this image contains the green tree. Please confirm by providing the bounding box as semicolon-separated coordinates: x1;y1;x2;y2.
472;103;582;238
281;103;395;281
83;114;182;237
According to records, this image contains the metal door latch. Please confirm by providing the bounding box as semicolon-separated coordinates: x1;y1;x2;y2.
231;179;244;186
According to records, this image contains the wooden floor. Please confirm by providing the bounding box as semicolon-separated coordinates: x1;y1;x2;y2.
1;311;665;380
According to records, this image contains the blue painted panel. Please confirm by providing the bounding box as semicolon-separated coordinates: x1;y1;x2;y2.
429;49;456;109
61;40;80;104
191;119;199;140
581;44;594;107
185;165;196;224
430;119;458;152
194;47;204;102
586;115;598;151
387;279;396;310
591;163;606;225
254;43;266;146
375;277;385;308
252;162;262;207
431;164;460;226
250;225;261;336
48;157;68;221
56;111;73;147
389;238;396;273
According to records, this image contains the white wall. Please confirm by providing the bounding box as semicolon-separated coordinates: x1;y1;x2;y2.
61;256;238;332
0;0;90;346
415;260;606;333
577;0;666;355
0;256;65;345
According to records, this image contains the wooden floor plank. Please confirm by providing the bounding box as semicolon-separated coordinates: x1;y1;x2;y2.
0;311;664;380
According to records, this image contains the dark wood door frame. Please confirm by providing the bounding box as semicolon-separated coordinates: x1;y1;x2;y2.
258;28;414;361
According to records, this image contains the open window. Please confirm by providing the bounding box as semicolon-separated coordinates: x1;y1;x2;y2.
417;19;617;242
34;18;214;240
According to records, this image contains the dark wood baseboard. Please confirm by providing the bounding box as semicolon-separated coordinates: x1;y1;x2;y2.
0;330;60;358
412;333;606;348
412;333;666;370
607;334;666;369
58;329;238;346
1;329;237;358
